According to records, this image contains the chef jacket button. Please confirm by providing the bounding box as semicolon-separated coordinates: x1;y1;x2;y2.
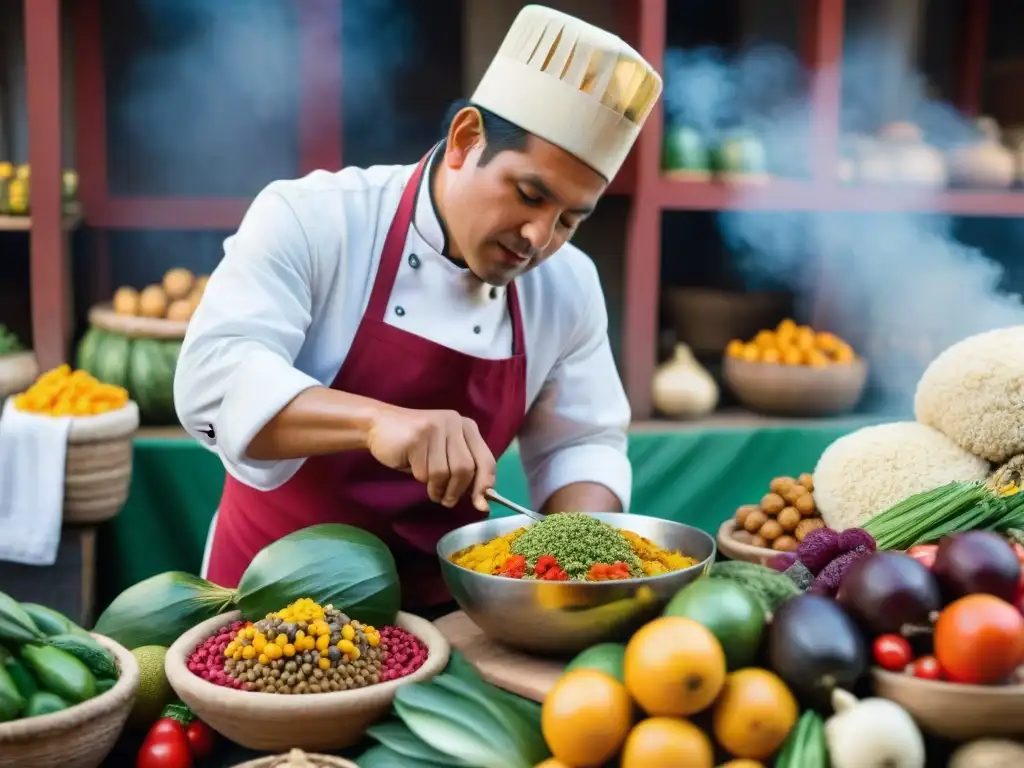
395;306;406;317
473;325;481;334
408;253;421;269
489;287;498;299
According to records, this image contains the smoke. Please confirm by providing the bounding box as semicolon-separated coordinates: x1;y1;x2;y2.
111;0;415;195
662;39;1024;416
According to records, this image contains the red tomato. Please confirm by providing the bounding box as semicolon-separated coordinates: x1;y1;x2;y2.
907;544;938;569
872;634;913;671
910;655;943;681
138;719;192;768
185;720;215;760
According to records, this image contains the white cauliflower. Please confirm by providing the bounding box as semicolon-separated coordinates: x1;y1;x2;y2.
813;421;990;530
915;325;1024;463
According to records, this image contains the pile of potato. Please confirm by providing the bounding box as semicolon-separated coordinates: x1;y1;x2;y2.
726;319;857;367
112;268;208;323
731;473;826;552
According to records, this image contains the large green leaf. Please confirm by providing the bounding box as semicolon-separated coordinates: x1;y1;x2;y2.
93;572;234;649
235;524;400;627
366;721;467;765
358;744;449;768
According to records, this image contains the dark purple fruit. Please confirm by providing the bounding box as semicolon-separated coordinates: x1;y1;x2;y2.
836;551;942;636
932;531;1021;603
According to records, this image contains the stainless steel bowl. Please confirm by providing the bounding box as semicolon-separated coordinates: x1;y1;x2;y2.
437;513;716;656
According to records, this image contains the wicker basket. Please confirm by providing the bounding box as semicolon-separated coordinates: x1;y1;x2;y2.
232;751;360;768
166;611;450;753
63;402;140;524
89;303;190;340
0;633;140;768
0;351;39;400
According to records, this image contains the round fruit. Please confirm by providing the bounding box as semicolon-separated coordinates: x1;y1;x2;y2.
624;617;726;717
717;762;765;768
934;594;1024;684
565;642;626;683
619;717;714;768
712;668;798;760
542;669;633;767
534;760;573;768
166;299;194;323
138;285;169;318
112;286;140;316
129;645;172;727
162;267;195;300
663;578;766;670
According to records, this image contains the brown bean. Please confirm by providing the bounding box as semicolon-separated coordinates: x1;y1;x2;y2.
760;493;785;515
759;519;784;541
795;493;816;515
743;510;769;533
735;504;761;527
777;506;801;532
782;485;807;506
769;477;796;495
798;472;815;491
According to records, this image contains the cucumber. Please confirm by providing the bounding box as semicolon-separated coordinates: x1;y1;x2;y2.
24;691;69;718
4;657;37;698
45;633;118;680
20;645;96;704
0;591;44;645
95;677;118;695
0;663;25;722
20;603;77;637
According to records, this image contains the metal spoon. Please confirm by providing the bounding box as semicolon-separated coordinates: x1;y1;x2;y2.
485;488;545;522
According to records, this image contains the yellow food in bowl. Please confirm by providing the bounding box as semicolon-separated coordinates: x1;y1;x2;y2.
725;319;856;367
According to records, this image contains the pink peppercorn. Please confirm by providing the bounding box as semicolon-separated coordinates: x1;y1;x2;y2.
379;626;428;682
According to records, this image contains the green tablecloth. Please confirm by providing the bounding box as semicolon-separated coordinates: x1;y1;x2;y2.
96;420;877;612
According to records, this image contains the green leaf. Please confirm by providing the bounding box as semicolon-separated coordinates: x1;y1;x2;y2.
443;657;544;735
366;720;467;765
93;572;234;649
236;524;400;627
358;744;450;768
394;680;531;768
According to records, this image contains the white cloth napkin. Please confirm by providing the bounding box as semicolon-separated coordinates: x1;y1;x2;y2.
0;398;70;565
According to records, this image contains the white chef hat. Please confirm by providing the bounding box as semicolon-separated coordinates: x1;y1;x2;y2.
471;4;663;180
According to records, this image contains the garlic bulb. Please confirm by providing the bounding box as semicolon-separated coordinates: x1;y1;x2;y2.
825;689;926;768
651;343;718;418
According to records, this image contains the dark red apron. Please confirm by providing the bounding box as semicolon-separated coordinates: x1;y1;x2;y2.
205;155;528;609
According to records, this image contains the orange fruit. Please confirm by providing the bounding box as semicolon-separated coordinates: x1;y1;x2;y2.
534;760;574;768
717;761;766;768
541;669;633;767
712;668;798;759
624;617;726;717
620;717;714;768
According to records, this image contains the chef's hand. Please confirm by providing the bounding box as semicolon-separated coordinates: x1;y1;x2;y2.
366;407;496;512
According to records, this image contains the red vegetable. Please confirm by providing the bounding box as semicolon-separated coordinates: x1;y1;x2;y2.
910;655;943;681
535;554;558;576
907;544;938;570
496;554;527;579
185;720;215;760
138;718;193;768
872;634;913;671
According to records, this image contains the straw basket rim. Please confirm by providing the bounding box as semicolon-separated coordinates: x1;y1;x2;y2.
0;633;140;742
89;303;189;340
1;398;140;443
230;751;360;768
166;610;450;716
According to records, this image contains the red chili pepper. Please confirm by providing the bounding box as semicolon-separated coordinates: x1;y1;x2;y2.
907;544;938;570
872;634;913;671
910;655;944;681
185;719;215;760
138;718;193;768
535;554;558;576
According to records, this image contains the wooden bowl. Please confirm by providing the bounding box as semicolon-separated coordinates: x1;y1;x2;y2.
717;519;782;565
166;611;450;753
231;752;359;768
0;634;140;768
873;668;1024;741
89;304;189;339
0;351;38;400
664;288;793;356
723;356;868;417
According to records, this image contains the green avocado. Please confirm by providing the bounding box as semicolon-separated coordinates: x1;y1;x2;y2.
564;642;626;683
663;577;766;670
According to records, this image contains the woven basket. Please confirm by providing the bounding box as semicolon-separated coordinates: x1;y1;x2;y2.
63;402;140;524
0;351;39;400
0;633;140;768
166;611;450;753
89;303;189;340
232;751;360;768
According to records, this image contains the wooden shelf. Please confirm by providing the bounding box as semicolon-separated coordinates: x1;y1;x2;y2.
0;211;83;231
656;177;1024;216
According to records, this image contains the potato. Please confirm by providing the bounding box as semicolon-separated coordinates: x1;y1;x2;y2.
782;485;807;506
735;504;761;527
794;493;817;516
139;284;168;318
777;506;801;532
760;493;785;515
112;286;140;316
759;519;784;541
798;472;815;491
743;510;768;533
772;535;799;552
769;476;796;495
795;517;826;541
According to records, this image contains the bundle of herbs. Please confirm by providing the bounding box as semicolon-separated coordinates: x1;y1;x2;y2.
862;480;1024;551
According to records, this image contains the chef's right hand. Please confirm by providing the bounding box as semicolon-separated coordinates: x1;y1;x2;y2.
366;407;496;512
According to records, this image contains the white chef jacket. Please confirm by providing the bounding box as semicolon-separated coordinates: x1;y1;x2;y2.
174;151;633;516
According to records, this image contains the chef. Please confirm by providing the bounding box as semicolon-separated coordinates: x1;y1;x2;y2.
174;4;663;612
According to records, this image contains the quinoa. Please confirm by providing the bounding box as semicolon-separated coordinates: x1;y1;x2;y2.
509;513;644;578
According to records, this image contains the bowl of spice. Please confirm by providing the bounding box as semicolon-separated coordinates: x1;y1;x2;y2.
438;512;715;655
164;601;449;753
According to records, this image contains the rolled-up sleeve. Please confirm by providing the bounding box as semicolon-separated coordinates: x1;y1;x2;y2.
173;185;322;490
517;278;632;513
